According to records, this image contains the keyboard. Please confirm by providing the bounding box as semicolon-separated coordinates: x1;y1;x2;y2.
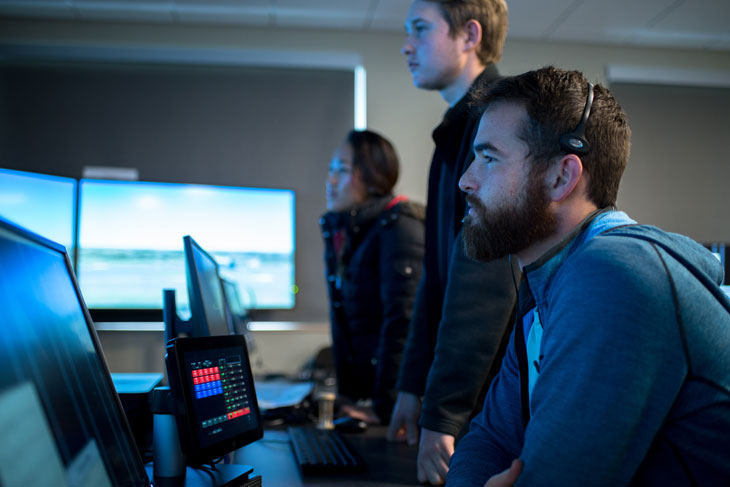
287;426;366;475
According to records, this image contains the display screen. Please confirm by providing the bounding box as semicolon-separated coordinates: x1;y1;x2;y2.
167;335;262;463
77;179;295;313
185;347;257;449
0;168;76;253
0;218;148;486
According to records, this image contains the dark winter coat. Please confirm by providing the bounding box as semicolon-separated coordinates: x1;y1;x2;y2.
320;195;425;423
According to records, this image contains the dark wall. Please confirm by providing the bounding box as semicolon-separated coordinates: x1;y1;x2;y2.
0;60;355;322
611;82;730;243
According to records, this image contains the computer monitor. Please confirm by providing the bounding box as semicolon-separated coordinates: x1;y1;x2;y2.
221;277;262;371
165;335;263;466
185;235;234;338
0;168;76;254
221;277;251;335
76;179;295;316
163;236;234;342
0;216;149;486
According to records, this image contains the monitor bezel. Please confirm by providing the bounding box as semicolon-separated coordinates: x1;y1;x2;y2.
165;334;263;465
0;215;150;486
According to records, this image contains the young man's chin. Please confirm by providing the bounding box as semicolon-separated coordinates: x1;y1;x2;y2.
412;75;441;91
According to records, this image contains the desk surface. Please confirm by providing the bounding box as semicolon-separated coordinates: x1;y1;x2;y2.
233;427;420;486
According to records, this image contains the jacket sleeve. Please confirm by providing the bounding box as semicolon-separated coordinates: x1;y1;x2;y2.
373;212;425;421
419;230;517;436
446;327;524;487
513;242;688;486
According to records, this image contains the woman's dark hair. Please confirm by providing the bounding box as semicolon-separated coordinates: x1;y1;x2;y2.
346;129;400;197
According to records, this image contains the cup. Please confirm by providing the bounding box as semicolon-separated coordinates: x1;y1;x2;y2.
315;391;336;430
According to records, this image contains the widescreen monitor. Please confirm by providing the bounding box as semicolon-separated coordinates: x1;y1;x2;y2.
76;179;295;317
0;216;149;486
0;168;76;254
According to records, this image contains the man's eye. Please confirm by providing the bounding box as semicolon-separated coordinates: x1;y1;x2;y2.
480;151;493;163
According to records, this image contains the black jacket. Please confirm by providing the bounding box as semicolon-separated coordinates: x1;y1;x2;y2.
321;195;425;423
396;66;518;436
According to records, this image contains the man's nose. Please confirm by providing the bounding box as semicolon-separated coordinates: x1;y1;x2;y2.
459;164;477;193
401;39;413;56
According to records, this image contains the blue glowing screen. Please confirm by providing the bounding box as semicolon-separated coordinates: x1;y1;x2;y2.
0;168;76;252
77;179;295;311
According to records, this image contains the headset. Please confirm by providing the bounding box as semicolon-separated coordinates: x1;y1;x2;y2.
559;82;594;156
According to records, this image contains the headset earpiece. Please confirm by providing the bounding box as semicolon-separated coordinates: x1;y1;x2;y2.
559;82;594;156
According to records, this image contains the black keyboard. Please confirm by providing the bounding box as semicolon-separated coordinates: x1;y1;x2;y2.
287;426;366;475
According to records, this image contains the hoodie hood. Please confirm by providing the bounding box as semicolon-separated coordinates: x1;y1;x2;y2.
524;210;725;313
604;224;725;288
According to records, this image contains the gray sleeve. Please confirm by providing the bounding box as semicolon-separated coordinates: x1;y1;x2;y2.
419;230;518;436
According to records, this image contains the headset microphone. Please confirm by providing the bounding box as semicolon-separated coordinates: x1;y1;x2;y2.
559;82;594;156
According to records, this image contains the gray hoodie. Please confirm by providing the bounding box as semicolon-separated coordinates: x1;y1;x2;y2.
448;210;730;486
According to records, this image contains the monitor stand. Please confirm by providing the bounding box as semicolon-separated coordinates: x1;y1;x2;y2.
163;289;193;343
146;464;258;487
149;387;260;487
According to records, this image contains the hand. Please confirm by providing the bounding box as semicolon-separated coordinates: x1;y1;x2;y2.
386;391;420;445
339;402;380;424
416;428;454;486
485;459;523;487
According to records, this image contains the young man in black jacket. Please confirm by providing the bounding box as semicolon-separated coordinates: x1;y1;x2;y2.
386;1;517;485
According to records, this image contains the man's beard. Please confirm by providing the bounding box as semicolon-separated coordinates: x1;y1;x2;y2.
463;170;558;262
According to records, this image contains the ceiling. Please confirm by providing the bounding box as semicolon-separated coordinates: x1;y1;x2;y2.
0;0;729;52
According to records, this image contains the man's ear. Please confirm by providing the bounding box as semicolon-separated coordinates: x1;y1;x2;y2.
547;154;583;202
462;19;483;51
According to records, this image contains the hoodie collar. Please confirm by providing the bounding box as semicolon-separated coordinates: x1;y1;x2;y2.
523;209;637;306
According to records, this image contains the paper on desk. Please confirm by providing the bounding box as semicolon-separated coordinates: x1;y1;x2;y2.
255;381;314;410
